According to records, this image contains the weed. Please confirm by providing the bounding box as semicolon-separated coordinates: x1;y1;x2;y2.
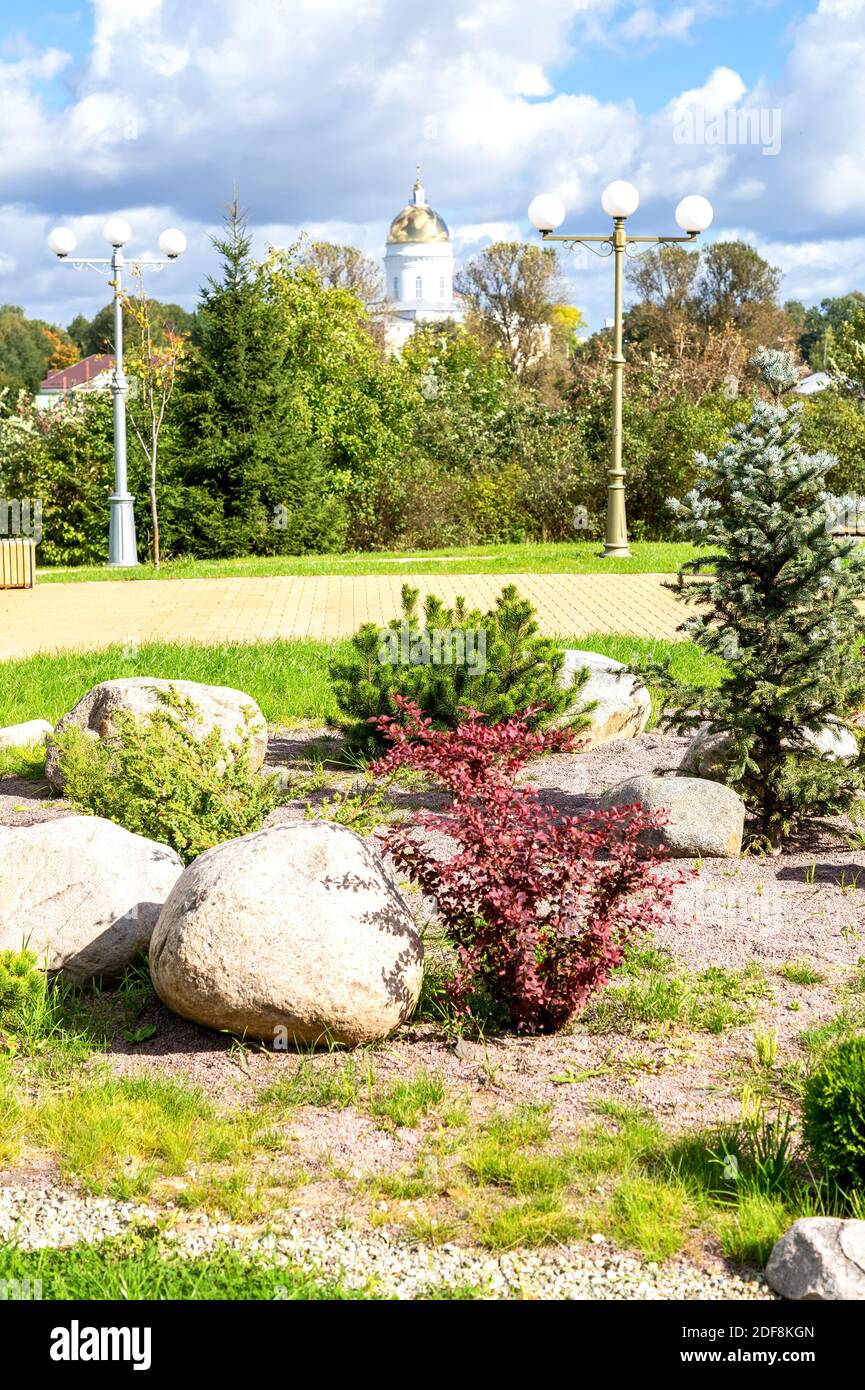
370;1071;445;1129
753;1026;779;1069
778;960;825;986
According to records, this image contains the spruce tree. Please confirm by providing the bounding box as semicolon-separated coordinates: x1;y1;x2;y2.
176;199;345;556
645;348;865;846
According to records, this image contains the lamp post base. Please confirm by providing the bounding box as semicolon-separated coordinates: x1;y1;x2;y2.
600;543;632;559
108;494;139;568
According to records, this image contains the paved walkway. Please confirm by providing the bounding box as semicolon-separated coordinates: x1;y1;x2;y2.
0;573;690;660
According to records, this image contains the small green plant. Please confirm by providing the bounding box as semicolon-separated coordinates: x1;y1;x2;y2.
778;959;824;985
803;1037;865;1187
31;1073;257;1196
330;582;587;748
0;949;45;1033
259;1053;377;1111
53;686;285;863
370;1070;446;1129
0;743;48;782
753;1025;779;1069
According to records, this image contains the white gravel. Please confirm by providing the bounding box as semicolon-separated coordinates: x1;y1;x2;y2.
0;1186;775;1300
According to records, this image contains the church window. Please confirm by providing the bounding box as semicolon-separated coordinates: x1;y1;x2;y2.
393;277;399;298
415;276;423;299
439;276;445;299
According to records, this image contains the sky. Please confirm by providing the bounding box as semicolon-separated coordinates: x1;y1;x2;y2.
0;0;863;332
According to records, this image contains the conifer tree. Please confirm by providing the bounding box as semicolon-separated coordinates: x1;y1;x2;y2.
176;199;345;555
643;348;865;846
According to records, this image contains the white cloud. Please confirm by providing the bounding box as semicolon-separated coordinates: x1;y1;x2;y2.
0;0;864;330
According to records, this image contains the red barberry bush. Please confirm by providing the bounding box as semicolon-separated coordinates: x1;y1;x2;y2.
371;697;677;1034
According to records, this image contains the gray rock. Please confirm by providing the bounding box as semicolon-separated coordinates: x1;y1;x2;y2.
0;719;52;751
150;820;424;1046
600;774;745;857
0;815;183;982
557;650;651;748
682;718;859;778
679;725;732;779
766;1218;865;1300
45;678;268;791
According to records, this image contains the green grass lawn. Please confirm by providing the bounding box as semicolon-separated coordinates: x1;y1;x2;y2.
0;1235;377;1300
36;540;708;583
0;634;722;731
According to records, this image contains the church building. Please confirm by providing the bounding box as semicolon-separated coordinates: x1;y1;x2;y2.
383;168;465;350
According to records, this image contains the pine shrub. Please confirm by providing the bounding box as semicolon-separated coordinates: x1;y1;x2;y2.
53;686;285;863
371;698;676;1034
0;949;44;1031
330;582;586;749
803;1038;865;1189
640;348;865;845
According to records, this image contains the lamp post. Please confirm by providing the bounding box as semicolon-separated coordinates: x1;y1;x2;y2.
48;219;187;567
527;184;714;558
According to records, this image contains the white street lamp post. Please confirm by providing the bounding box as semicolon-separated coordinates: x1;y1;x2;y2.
528;184;714;559
48;220;187;567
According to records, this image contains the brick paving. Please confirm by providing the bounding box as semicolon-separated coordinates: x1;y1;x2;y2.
0;573;690;660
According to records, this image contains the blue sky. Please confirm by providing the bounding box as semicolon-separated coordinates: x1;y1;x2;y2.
0;0;862;331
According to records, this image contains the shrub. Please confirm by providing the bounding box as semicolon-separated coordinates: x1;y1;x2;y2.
0;949;44;1032
639;348;865;844
330;582;585;749
53;686;284;863
803;1038;865;1188
371;698;676;1034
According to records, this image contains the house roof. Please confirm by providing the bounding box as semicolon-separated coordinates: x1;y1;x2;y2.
39;354;115;392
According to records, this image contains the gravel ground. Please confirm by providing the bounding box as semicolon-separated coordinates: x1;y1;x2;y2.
2;725;862;1298
0;1186;774;1300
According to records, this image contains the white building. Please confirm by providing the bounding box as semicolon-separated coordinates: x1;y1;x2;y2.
383;168;464;350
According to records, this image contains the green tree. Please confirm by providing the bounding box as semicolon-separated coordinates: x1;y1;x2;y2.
261;244;412;543
175;200;345;556
695;242;782;329
642;348;865;845
0;391;113;565
455;242;566;380
828;299;865;394
792;293;865;370
299;240;384;304
0;306;58;392
81;299;197;356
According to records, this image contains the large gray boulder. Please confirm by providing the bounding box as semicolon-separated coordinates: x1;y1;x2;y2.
0;719;52;751
45;678;268;791
682;718;858;778
766;1218;865;1300
0;815;183;982
150;821;424;1046
600;774;745;857
557;650;651;748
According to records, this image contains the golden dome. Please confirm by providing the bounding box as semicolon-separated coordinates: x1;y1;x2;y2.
387;168;451;243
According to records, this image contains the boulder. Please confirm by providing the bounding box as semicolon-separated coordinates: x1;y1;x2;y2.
766;1218;865;1300
149;821;424;1046
557;650;651;748
600;774;745;858
679;725;731;779
802;720;858;761
0;815;183;982
45;678;268;791
681;718;859;778
0;719;52;751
